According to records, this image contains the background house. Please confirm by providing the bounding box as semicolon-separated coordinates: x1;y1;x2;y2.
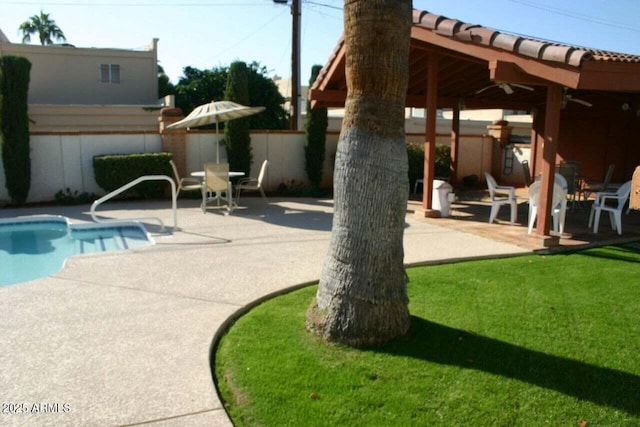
0;33;163;131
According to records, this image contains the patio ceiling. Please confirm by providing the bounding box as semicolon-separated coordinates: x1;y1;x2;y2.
310;9;640;111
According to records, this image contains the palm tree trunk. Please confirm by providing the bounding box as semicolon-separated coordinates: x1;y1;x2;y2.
306;0;412;347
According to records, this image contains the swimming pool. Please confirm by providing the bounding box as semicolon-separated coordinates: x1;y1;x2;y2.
0;215;154;286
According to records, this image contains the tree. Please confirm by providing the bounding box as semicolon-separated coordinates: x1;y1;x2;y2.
158;65;175;99
0;56;32;204
223;61;252;175
304;65;328;191
246;62;288;130
19;10;66;45
306;0;412;347
174;63;287;130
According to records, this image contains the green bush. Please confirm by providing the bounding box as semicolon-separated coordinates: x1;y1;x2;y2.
93;152;172;199
224;61;252;176
304;65;328;190
406;143;452;189
0;56;32;204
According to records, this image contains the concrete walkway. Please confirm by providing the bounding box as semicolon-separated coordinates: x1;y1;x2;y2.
0;198;528;426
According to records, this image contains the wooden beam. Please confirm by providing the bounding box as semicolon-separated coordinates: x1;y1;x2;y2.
489;60;550;86
411;25;582;89
422;53;439;212
450;104;460;186
535;84;563;236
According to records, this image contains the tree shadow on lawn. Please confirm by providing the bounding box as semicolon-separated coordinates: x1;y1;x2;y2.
380;316;640;416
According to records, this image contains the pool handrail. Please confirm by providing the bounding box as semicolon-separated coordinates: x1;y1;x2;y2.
90;175;177;232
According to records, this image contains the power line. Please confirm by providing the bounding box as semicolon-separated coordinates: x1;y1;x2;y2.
3;1;267;6
506;0;640;33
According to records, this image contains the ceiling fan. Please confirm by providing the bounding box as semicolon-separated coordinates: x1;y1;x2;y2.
562;88;593;108
476;82;534;95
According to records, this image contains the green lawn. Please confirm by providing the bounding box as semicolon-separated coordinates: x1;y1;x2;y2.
214;245;640;426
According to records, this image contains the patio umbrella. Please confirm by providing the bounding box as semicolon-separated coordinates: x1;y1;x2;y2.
167;100;266;163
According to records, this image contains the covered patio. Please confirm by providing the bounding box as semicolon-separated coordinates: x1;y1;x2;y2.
407;188;640;252
311;8;640;248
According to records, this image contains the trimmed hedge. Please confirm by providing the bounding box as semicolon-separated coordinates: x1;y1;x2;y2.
0;56;32;204
93;152;173;199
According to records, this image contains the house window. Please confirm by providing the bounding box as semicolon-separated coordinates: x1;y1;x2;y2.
100;64;120;84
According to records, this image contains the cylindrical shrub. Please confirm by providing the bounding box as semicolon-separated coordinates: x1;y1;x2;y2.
304;65;328;190
224;61;252;176
0;56;32;204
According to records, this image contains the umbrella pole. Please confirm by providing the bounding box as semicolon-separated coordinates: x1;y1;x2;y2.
216;120;220;164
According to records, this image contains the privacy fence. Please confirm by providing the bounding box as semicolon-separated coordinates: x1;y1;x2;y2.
0;130;530;204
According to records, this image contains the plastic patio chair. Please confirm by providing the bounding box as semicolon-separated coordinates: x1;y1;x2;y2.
485;173;517;224
202;162;234;214
588;180;632;235
527;181;567;234
235;160;269;205
169;160;203;197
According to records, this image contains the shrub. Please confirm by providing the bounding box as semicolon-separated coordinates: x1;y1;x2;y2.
406;143;452;189
55;188;97;205
224;61;252;176
304;65;328;190
93;152;172;199
0;56;32;204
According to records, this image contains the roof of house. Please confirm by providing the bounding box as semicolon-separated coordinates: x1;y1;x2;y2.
412;10;640;67
0;28;10;44
310;9;640;110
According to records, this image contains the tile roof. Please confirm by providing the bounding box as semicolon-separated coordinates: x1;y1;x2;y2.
413;9;640;67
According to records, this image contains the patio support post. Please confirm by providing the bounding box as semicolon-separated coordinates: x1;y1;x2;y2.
535;84;563;239
450;103;460;186
415;52;439;218
159;107;188;177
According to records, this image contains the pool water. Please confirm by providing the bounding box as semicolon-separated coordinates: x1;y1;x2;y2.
0;216;153;286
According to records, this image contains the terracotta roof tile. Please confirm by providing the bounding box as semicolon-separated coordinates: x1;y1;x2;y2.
413;9;640;66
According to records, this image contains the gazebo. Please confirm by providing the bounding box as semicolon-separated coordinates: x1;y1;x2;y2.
310;8;640;244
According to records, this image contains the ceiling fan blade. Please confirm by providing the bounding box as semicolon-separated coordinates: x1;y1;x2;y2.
569;97;593;107
475;85;494;94
511;83;534;91
501;84;514;95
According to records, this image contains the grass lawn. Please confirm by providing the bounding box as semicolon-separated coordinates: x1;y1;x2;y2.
214;245;640;426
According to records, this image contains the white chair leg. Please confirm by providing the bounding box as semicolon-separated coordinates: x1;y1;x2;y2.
489;204;499;224
509;201;517;224
609;211;616;232
592;210;602;233
527;207;537;234
613;211;623;235
259;187;267;202
552;213;559;233
588;207;595;227
559;201;567;234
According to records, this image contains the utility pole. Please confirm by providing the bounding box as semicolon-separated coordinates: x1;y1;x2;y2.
291;0;301;131
274;0;301;131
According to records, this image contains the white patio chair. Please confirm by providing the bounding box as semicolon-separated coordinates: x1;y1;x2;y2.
235;160;268;205
527;181;567;234
202;162;233;214
485;173;517;224
588;180;632;235
535;172;568;191
169;160;203;197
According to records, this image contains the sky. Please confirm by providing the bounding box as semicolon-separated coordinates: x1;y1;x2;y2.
1;0;640;85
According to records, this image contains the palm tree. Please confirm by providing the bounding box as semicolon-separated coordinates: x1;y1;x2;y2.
306;0;413;347
19;10;66;45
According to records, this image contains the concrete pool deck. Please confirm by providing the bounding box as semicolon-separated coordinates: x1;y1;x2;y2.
0;198;529;426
